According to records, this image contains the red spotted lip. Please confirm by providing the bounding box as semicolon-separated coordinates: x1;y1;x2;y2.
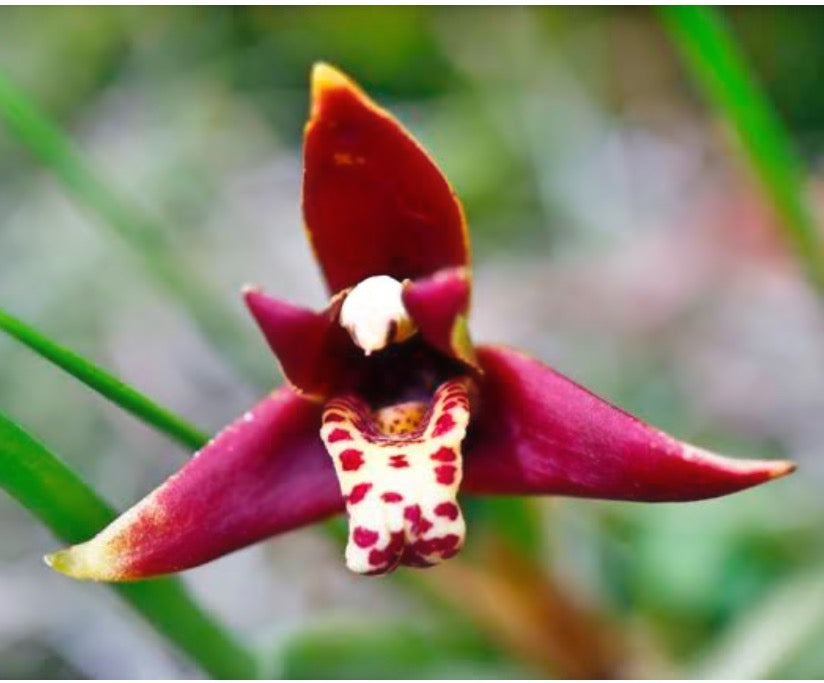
43;63;796;582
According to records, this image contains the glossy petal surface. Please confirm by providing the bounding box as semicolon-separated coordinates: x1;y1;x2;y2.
402;267;477;368
47;388;343;581
463;346;795;501
303;64;469;294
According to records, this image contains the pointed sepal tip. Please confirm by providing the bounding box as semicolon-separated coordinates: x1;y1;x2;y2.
310;62;363;118
463;346;797;501
44;542;118;582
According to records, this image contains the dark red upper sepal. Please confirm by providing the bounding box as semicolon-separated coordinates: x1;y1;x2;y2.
463;346;795;501
402;267;477;369
303;64;469;294
46;388;343;580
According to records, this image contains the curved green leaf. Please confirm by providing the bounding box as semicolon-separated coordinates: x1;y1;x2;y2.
0;410;257;679
660;6;824;294
0;69;264;387
0;307;207;451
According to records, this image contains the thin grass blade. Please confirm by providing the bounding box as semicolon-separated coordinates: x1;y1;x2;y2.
660;6;824;294
0;70;264;386
0;307;207;450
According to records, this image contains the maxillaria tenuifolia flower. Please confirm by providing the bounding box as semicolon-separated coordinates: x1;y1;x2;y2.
46;64;795;580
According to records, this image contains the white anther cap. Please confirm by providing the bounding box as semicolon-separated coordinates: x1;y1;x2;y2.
339;275;417;355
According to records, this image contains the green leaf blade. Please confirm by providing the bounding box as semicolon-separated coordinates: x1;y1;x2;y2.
0;410;257;679
0;307;208;451
0;409;113;541
659;6;824;294
0;69;265;388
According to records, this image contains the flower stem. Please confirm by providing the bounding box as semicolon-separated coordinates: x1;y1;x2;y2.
660;6;824;294
0;307;208;450
0;411;258;678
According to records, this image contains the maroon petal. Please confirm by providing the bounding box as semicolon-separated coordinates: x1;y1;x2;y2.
244;287;357;399
402;267;478;369
303;63;469;294
463;346;795;501
46;388;343;581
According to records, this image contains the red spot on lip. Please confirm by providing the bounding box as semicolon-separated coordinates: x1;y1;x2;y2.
368;548;389;568
324;413;346;423
432;413;456;437
434;502;459;520
339;449;364;471
442;390;468;406
389;531;405;550
400;549;435;567
346;482;372;504
328;428;352;442
352;526;379;548
404;504;421;523
404;505;432;535
389;454;409;468
381;492;403;503
369;548;392;570
440;534;460;550
408;533;461;559
435;465;457;485
430;446;456;462
405;538;435;558
368;532;405;569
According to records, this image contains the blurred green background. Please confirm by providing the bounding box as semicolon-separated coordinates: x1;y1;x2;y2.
1;6;823;679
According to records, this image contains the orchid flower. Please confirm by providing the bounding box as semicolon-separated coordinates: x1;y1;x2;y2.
46;64;795;580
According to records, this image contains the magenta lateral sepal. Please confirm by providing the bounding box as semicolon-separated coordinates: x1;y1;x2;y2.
47;388;343;580
462;346;795;501
244;287;357;399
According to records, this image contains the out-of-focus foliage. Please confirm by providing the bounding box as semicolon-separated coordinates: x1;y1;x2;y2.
1;6;823;678
277;622;523;679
